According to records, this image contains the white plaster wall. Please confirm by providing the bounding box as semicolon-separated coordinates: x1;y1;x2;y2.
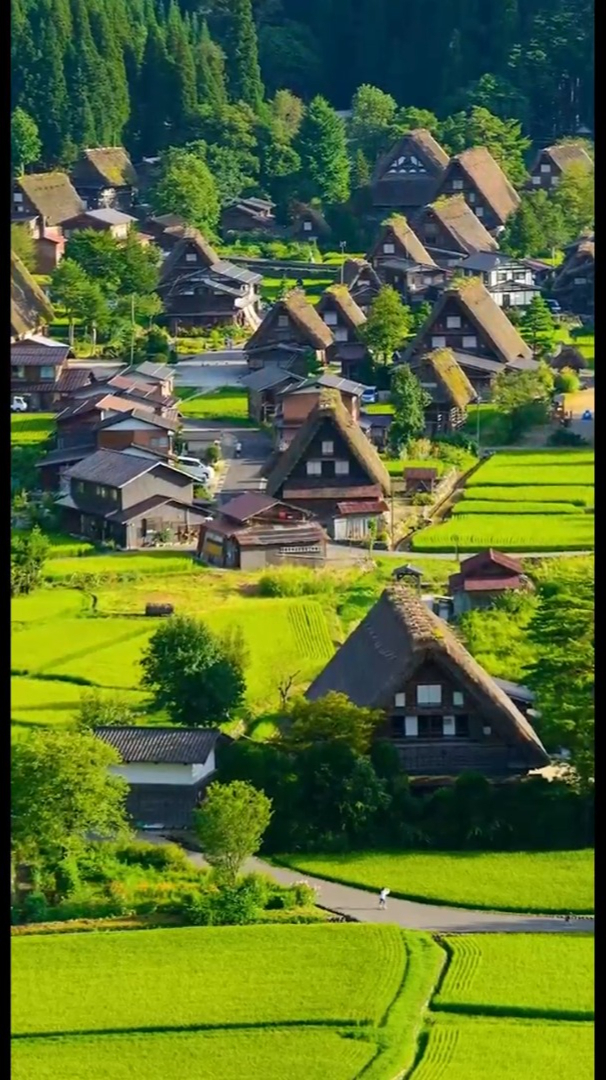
109;751;215;786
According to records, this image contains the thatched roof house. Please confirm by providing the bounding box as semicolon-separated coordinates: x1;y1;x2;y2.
368;214;437;268
529;142;593;190
435;147;520;231
158;229;219;285
289;204;331;241
306;584;549;776
71;147;139;210
413;196;498;263
13;172;85;226
412;348;475;410
11;251;55;340
371;129;450;211
246;291;335;356
316;285;367;334
341;258;383;312
551;238;595;315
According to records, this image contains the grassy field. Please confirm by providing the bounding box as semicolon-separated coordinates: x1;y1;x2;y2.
413;448;594;552
11;675;147;730
178;387;251;423
279;850;595;914
11;413;55;445
43;551;205;580
260;276;333;304
436;935;594;1019
412;1017;594;1080
11;1029;376;1080
383;457;447;478
12;923;405;1035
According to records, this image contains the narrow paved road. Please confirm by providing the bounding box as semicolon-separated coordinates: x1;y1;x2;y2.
145;836;592;934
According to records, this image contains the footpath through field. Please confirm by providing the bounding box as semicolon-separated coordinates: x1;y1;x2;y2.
147;836;593;934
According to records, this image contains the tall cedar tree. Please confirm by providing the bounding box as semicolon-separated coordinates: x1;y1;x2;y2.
196;19;228;109
388;364;432;452
295;96;350;205
223;0;264;110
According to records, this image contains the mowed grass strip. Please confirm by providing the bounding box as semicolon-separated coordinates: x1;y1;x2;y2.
412;1017;594;1080
11;1028;376;1080
279;850;595;914
466;449;594;488
463;485;594;507
11;413;55;445
11;924;405;1035
11;618;153;680
452;500;581;515
411;513;594;552
436;935;594;1019
44;552;202;580
11;676;147;729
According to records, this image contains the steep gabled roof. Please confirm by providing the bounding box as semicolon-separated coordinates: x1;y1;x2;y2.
445;147;520;224
16;172;85;225
317;285;367;331
11;252;55;338
158;228;219;284
342;258;383;292
371;130;450;209
536;143;593;173
246;291;335;352
403;279;533;366
368;214;437;267
373;130;449;179
552;239;595;291
305;584;549;766
74;147;138;188
413;348;475;409
265;388;391;496
290;203;331;236
419;195;498;254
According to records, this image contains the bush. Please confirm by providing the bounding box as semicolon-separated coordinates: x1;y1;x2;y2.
549;428;587;447
205;444;220;465
257;567;335;597
411;493;433;506
114;841;191;872
21;891;49;923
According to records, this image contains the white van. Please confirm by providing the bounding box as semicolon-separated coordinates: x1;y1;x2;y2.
174;455;215;484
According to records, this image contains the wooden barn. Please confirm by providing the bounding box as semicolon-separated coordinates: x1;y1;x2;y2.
197;493;326;570
306;585;549;777
264;388;390;540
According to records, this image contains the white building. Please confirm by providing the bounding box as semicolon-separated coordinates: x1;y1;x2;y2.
453;252;541;309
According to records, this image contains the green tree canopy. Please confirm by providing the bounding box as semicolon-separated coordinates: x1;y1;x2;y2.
349;83;397;161
282;693;384;756
11;729;129;866
11;106;41;175
150;148;220;234
520;296;556;357
194;780;272;884
439;106;531;187
552;162;595;239
223;0;264;110
361;286;412;366
11;526;49;596
388;363;431;453
295;96;350;205
140;614;246;726
11;223;36;271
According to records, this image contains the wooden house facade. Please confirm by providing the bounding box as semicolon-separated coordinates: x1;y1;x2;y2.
341;258;382;313
452;252;540;309
412;196;498;268
316;286;370;376
448;550;533;616
433;147;520;234
221;197;276;235
265;388;390;540
528;143;593;191
197;493;326;570
11;338;89;410
551;238;594;315
239;365;305;424
306;585;549;778
275;373;365;447
401;279;535;396
245;291;334;365
371;130;450;213
70;148;139;211
367;216;444;301
289;205;331;243
408;348;475;434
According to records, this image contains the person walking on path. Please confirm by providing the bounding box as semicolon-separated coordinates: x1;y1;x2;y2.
379;887;390;910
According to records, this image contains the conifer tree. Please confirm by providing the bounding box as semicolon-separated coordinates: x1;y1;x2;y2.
223;0;264;110
166;0;198;127
295;96;351;205
196;20;228;110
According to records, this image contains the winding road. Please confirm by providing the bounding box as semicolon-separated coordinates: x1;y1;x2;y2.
146;835;593;934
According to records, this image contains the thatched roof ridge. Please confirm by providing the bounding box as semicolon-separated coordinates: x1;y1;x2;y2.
424;195;498;254
450;147;520;223
372;130;449;183
342;258;383;292
17;171;85;225
265;389;391;496
404;279;532;366
378;214;437;267
320;284;367;330
422;349;475;409
247;291;334;352
158;228;219;284
538;143;593;172
76;147;138;187
306;584;549;765
11;251;55;338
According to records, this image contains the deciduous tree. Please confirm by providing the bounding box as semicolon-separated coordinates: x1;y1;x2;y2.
388;363;431;452
194;780;272;884
362;286;412;366
282;692;384;756
150;148;220;234
11;107;41;175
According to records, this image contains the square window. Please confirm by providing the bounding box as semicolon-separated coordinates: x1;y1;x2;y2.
431;336;446;348
532;175;541;185
13;365;25;378
334;327;348;341
540;163;551;173
383;242;395;254
303;220;312;231
14;192;23;202
453;691;464;706
321;440;334;455
475;207;484;218
418;715;443;738
185;252;197;262
278;315;289;327
306;460;322;476
452;179;464;190
550;175;560;186
40;366;55;379
483;725;492;736
462;335;477;349
468;192;476;203
417;684;442;706
395;692;406;707
443;715;456;736
404;715;418;737
446;316;461;329
335;460;350;475
323;311;338;325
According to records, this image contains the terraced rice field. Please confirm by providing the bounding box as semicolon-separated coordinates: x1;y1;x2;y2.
412;1017;594;1080
412;449;594;552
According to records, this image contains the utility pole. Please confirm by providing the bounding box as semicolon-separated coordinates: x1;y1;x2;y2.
390;487;395;548
339;240;346;285
130;294;135;366
475;395;481;455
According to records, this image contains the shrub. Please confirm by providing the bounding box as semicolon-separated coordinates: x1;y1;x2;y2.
411;493;433;506
21;891;49;923
114;841;191;872
257;567;335;597
205;444;220;465
549;428;587;447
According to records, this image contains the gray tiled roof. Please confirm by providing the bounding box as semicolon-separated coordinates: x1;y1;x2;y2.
65;449;158;486
94;726;221;764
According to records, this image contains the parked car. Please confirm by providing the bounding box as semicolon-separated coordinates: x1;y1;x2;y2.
11;396;28;412
361;387;377;405
544;298;562;315
174;455;215;484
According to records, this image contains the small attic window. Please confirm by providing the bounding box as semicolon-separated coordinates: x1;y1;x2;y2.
185;252;197;262
383;242;395;254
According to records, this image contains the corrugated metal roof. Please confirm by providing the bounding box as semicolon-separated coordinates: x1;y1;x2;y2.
94;726;220;764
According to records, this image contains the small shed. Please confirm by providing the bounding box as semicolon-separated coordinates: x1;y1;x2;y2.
197;493;327;570
448;549;533;615
403;466;438;494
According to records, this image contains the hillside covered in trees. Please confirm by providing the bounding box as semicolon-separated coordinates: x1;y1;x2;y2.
12;0;594;174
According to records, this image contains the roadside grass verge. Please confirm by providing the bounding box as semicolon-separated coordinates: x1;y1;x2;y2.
434;934;594;1020
277;850;595;915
